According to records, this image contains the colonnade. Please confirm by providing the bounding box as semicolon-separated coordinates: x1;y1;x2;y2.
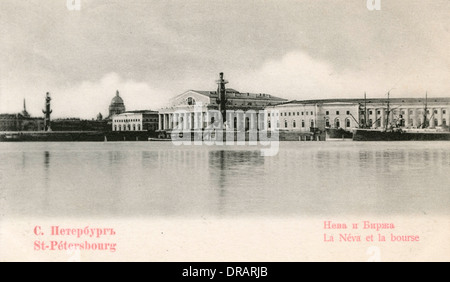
158;111;265;131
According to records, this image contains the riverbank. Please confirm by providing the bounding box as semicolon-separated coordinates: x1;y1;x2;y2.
0;131;158;142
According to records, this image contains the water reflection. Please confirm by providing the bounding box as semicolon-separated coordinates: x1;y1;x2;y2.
44;151;50;169
0;142;449;217
208;150;265;215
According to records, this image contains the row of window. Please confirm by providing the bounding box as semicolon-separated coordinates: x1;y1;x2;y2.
115;118;158;123
325;111;351;115
114;124;142;131
325;118;352;128
269;109;449;118
365;109;447;116
115;118;141;123
270;110;353;117
360;118;447;127
268;119;316;129
404;118;447;126
268;118;353;128
270;111;315;117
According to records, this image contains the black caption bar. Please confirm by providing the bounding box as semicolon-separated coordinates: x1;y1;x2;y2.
145;263;302;280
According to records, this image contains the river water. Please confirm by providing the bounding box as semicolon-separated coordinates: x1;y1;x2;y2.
1;141;449;218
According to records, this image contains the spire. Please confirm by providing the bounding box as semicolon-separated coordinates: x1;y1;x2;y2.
22;98;30;117
116;90;120;97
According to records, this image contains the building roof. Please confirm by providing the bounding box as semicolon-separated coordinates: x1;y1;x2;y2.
188;89;287;101
116;110;158;115
276;97;450;106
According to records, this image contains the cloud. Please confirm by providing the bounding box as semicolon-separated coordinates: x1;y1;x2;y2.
232;50;450;101
0;73;170;119
50;73;170;119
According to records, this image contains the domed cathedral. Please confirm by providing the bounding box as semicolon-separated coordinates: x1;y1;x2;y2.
108;90;126;119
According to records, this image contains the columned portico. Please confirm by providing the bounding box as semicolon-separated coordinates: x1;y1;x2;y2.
405;108;410;127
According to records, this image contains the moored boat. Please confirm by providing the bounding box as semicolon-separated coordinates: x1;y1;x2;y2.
326;128;353;139
353;128;450;141
353;92;450;141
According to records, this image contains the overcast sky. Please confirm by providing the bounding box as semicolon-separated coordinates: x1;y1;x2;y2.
0;0;449;118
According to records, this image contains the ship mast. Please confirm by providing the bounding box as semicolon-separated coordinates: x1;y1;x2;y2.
364;92;368;128
385;91;390;131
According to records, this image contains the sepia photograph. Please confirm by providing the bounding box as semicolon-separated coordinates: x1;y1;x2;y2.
0;0;449;265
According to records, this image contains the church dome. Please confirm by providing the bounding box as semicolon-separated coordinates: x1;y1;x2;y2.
111;90;124;105
108;90;126;118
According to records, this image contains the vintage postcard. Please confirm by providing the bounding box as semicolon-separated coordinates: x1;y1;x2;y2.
0;0;449;266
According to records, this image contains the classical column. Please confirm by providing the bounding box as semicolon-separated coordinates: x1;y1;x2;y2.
195;112;201;129
404;108;410;127
389;110;394;127
188;112;193;129
258;112;264;131
437;109;443;127
236;112;242;131
192;112;197;129
412;109;419;128
158;114;162;130
381;108;386;128
163;114;166;130
183;113;188;130
174;113;179;129
166;114;169;130
179;113;183;130
428;108;434;129
446;108;450;127
376;108;382;128
162;114;166;130
372;108;378;128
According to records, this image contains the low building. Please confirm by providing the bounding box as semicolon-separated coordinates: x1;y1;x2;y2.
0;113;44;131
0;100;44;131
112;110;159;132
265;97;450;133
51;118;109;132
265;100;359;133
362;97;450;130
